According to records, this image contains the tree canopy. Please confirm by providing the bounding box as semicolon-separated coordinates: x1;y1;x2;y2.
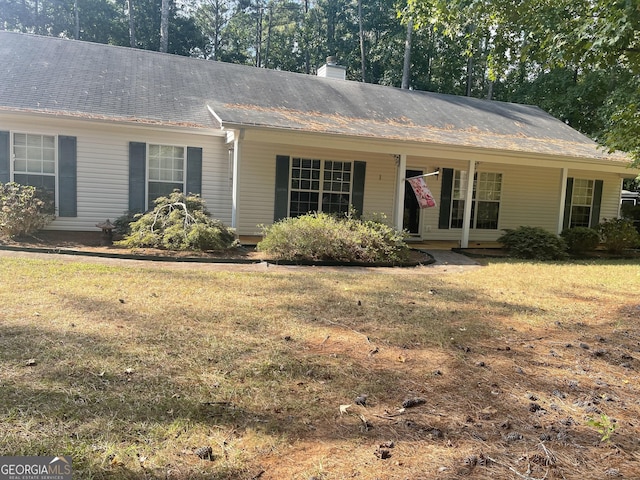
1;0;639;168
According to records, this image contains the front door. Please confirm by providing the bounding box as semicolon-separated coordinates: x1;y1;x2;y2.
403;169;422;235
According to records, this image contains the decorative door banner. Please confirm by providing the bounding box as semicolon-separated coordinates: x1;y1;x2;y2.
407;175;437;208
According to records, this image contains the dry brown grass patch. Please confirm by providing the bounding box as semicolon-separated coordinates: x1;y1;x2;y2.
0;257;639;479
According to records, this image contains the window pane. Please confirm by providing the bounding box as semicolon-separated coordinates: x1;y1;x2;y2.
148;182;182;206
572;179;594;206
27;148;42;161
571;206;591;227
14;159;27;172
27;160;42;173
14;146;26;161
475;201;499;229
14;133;26;146
149;144;159;157
43;161;55;174
42;136;55;149
451;199;465;228
43;148;55;161
27;134;41;147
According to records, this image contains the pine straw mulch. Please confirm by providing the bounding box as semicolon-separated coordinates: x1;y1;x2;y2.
0;230;433;265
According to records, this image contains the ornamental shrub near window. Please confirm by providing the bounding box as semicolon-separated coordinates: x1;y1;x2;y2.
498;226;568;260
560;226;600;254
597;218;640;254
0;182;54;238
257;211;409;263
116;191;237;251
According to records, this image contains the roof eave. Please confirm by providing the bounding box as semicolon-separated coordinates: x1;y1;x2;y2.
0;106;220;135
216;120;636;172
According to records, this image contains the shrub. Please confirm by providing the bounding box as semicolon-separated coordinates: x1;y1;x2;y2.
498;226;568;260
113;211;138;236
0;182;54;238
116;191;237;251
596;218;640;254
257;212;409;263
560;227;600;254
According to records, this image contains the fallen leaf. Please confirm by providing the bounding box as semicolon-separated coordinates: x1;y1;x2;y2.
339;404;352;415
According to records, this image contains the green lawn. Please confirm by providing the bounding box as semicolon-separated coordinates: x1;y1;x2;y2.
1;256;639;479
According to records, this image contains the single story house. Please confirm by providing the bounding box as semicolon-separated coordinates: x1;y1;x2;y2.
1;31;638;247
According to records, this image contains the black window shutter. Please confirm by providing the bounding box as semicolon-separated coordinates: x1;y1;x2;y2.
129;142;146;213
589;179;603;228
186;147;202;196
352;161;366;217
562;177;574;230
0;131;9;184
438;168;454;229
58;135;77;217
274;155;290;222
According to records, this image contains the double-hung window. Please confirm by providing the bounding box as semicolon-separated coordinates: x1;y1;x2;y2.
13;133;56;212
289;158;352;216
568;179;594;228
147;144;185;208
450;170;502;229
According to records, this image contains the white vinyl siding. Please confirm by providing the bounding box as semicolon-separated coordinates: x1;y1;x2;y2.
238;140;397;235
0;115;229;230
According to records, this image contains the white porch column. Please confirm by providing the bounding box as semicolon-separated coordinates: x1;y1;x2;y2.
460;160;476;248
557;167;568;234
394;154;407;231
231;129;244;229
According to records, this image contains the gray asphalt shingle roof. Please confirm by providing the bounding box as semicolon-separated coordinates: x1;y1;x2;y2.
0;31;626;161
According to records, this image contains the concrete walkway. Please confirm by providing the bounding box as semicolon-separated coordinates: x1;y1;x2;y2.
0;247;481;274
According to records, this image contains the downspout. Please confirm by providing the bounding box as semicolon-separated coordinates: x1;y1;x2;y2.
232;129;244;230
394;154;407;231
557;167;568;234
460;160;476;248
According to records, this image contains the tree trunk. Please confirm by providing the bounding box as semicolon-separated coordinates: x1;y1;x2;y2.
401;18;412;89
73;0;80;39
303;0;310;74
255;1;263;67
358;0;365;82
264;4;273;69
466;55;473;96
128;0;136;48
160;0;170;53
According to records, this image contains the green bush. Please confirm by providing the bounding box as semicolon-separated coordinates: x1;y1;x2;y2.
116;191;237;251
596;218;640;254
498;226;568;260
0;182;54;238
113;211;138;236
257;212;409;263
560;227;600;254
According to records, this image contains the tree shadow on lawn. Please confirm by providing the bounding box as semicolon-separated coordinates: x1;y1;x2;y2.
2;267;640;478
